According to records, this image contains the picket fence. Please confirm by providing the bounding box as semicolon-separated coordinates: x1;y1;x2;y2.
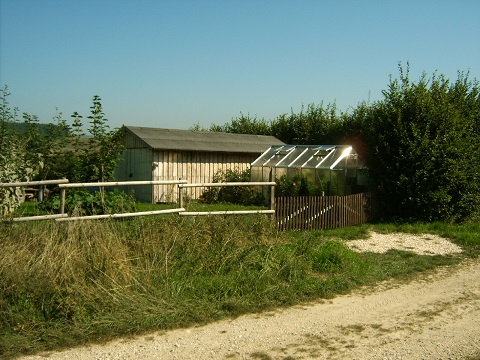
275;193;375;230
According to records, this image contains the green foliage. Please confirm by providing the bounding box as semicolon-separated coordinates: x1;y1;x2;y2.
0;89;125;216
310;240;363;273
0;86;41;215
62;96;125;183
208;104;343;145
271;103;343;144
199;168;266;206
83;96;125;182
275;171;323;197
209;113;272;135
39;189;136;216
22;110;71;181
1;219;475;357
204;65;479;222
347;64;480;221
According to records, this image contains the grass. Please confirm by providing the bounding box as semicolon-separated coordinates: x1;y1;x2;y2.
0;208;479;359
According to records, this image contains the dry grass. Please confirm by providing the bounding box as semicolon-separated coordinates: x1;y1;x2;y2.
0;217;478;358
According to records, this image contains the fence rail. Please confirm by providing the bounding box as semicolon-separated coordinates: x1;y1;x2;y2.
2;179;375;228
58;180;187;188
1;179;276;222
0;179;69;188
276;193;375;230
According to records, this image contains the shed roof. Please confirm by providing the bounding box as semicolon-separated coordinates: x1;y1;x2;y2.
123;126;285;153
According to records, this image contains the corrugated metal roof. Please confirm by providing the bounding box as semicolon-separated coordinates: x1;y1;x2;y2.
124;126;285;153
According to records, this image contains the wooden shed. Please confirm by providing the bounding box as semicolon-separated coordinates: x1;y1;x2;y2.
115;126;285;203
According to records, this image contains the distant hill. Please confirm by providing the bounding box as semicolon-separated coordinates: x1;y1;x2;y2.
3;121;70;137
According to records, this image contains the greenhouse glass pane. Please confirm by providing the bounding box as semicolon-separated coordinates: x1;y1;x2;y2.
250;167;262;182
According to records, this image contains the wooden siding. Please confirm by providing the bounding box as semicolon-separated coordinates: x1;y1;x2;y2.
115;148;153;202
153;150;257;202
124;131;150;148
276;193;376;230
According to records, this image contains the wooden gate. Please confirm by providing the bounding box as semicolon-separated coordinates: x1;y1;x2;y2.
275;193;375;230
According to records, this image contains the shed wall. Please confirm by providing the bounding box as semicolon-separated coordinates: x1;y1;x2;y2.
115;148;154;202
153;150;257;202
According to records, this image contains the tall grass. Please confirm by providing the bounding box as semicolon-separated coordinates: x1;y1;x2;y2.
0;216;478;358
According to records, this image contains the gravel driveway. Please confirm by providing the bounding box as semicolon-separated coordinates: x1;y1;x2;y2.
20;233;480;360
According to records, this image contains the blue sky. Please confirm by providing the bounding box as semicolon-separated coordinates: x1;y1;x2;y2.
1;0;479;130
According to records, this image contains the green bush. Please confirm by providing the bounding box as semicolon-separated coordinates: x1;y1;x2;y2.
275;171;324;197
39;189;136;215
199;169;265;206
346;64;480;221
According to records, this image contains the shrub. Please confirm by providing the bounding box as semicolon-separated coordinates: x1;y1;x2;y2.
275;171;324;197
199;169;265;206
0;86;41;216
39;189;136;216
346;64;480;221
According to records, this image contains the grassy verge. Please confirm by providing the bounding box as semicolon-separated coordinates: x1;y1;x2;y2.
0;214;478;358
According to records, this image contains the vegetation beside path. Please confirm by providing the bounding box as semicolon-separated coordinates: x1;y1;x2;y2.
1;214;478;359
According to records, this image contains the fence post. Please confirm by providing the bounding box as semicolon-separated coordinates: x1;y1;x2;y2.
268;170;275;221
60;188;66;214
270;184;275;211
178;178;183;208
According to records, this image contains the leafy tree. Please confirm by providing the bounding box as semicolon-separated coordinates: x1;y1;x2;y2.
210;113;272;135
0;89;127;215
22;110;71;181
270;103;343;144
82;95;124;182
209;103;344;145
346;64;480;221
55;96;125;184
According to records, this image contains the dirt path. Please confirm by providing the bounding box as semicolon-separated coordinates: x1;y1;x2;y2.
21;257;480;360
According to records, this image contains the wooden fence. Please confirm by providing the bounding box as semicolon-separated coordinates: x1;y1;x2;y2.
1;179;276;222
2;179;375;229
178;181;276;216
276;193;375;230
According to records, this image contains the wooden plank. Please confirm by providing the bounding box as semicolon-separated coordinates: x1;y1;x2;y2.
7;214;69;222
59;180;187;188
179;182;276;188
274;193;375;231
56;208;185;222
0;179;69;187
180;210;275;216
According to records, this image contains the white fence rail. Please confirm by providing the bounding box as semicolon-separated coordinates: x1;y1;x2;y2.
0;179;70;222
1;179;275;222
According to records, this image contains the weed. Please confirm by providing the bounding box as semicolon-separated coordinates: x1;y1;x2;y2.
0;217;478;358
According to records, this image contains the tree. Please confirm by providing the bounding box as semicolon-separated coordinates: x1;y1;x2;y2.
270;103;342;145
59;96;124;183
206;103;344;145
209;113;272;135
346;64;480;221
22;109;71;181
82;95;124;182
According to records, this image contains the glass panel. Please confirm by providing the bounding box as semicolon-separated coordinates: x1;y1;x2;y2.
250;167;262;182
251;145;368;195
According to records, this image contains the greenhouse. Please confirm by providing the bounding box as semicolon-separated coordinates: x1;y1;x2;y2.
251;145;370;196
